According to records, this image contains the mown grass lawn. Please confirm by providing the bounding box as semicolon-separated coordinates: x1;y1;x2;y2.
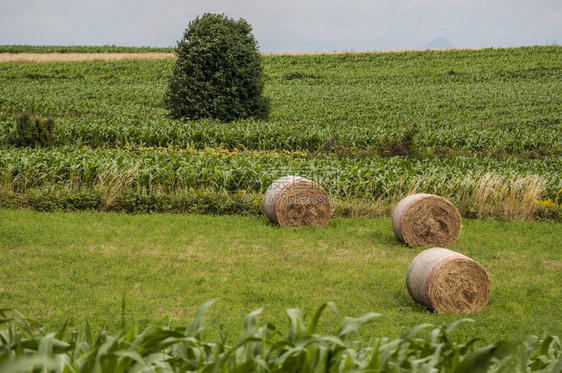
0;208;560;344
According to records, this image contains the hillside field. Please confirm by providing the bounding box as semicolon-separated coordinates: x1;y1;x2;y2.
0;46;561;346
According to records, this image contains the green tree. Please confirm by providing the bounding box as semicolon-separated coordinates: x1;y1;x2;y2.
165;13;270;122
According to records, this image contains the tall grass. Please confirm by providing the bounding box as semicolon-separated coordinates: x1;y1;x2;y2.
471;174;546;220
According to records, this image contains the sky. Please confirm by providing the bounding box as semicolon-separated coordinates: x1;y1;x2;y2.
0;0;560;52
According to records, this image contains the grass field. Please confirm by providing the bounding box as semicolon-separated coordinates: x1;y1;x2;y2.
1;208;560;344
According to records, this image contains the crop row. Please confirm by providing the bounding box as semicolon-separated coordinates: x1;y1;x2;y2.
0;92;559;154
51;117;562;154
1;147;560;199
1;112;560;155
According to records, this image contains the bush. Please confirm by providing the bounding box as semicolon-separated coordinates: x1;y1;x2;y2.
3;113;56;147
165;13;270;122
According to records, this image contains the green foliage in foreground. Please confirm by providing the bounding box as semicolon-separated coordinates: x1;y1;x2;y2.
0;45;174;53
1;301;560;373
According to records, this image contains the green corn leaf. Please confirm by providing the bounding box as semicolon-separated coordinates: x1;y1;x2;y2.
337;313;380;339
402;323;434;340
286;308;306;342
0;356;58;373
55;320;69;341
446;318;475;334
306;303;327;337
186;298;218;338
454;345;498;373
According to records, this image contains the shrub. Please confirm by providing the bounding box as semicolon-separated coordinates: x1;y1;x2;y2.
3;113;56;147
165;13;270;122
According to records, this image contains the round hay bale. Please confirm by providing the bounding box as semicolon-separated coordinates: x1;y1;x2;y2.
264;176;331;226
406;248;490;313
392;194;461;247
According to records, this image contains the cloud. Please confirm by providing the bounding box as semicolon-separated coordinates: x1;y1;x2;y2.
0;11;73;44
0;0;560;50
400;0;474;13
524;7;562;33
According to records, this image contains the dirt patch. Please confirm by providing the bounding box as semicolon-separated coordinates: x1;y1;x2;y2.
543;260;562;270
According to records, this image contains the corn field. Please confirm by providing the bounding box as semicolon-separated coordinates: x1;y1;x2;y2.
0;45;561;218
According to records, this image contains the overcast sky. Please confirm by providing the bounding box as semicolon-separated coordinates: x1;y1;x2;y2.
0;0;560;52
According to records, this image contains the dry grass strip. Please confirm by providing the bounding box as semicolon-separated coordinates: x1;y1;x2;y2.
0;47;493;63
0;53;176;63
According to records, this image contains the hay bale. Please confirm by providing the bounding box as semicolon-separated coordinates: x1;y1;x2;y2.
264;176;330;226
406;248;490;313
392;194;461;247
